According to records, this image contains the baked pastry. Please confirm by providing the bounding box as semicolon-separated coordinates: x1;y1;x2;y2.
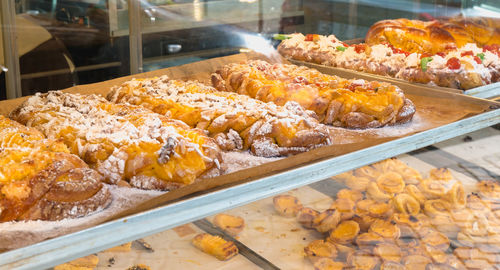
192;233;238;261
336;189;363;202
313;209;341;233
373;158;422;185
404;185;426;205
369;219;400;239
373;242;402;262
477;180;500;203
380;261;405;270
297;207;320;229
273;195;303;217
278;33;499;90
402;254;432;270
107;75;331;157
11;92;221;190
0;115;111;221
347;249;381;270
330;198;356;221
313;258;345;270
212;60;415;128
304;240;338;264
213;214;245;236
355;232;385;249
329;220;360;244
393;193;420;215
366;18;500;54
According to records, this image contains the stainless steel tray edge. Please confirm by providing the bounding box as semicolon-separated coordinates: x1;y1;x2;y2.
1;107;499;270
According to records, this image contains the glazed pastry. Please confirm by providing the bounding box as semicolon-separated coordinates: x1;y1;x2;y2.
278;33;499;90
366;181;393;202
212;60;415;128
380;261;405;270
423;199;451;217
429;213;461;238
420;229;450;251
352;215;378;232
365;18;500;54
11;92;221;190
313;209;341;233
313;258;345;270
429;168;453;181
273;195;303;217
402;255;432;270
192;233;238;261
369;219;400;239
373;242;402;262
107;75;331;157
391;213;430;239
404;185;426;205
304;240;338;264
444;182;466;209
393;193;420;215
297;207;320;229
354;165;381;181
373;158;421;185
376;172;405;194
336;189;363;202
418;179;448;199
477;180;500;203
0;116;111;222
330;198;356;221
347;249;381;270
213;214;245;236
355;232;385;249
329;220;360;244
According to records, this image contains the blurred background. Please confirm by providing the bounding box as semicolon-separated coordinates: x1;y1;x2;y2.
0;0;498;99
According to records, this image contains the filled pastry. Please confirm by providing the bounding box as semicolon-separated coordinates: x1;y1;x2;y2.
107;75;331;157
212;60;415;128
0;116;111;221
11;92;221;190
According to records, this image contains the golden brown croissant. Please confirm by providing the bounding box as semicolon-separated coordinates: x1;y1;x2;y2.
107;75;331;157
0;115;111;221
11;92;221;190
212;60;415;128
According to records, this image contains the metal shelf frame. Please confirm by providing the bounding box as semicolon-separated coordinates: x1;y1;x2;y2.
1;107;499;270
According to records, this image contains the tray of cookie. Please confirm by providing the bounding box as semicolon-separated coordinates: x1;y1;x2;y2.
49;129;500;270
0;51;498;269
275;17;500;99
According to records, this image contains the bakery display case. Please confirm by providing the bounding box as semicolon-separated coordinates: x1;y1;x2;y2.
0;0;499;269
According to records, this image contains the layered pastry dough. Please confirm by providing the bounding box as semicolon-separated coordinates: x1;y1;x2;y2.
278;33;500;89
0;115;111;221
212;60;415;128
11;92;221;190
107;75;331;157
365;18;500;54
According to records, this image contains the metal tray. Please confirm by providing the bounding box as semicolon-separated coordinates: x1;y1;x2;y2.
0;55;499;269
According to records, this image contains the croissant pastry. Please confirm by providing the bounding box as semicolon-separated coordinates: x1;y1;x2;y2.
107;75;331;157
393;194;420;215
0;116;111;221
11;92;221;190
212;60;415;129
